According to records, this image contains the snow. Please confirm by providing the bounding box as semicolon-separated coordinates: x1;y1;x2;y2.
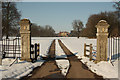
55;39;70;76
1;37;55;57
60;37;97;57
60;37;119;79
1;58;44;79
0;37;119;79
80;56;118;79
55;39;67;59
0;37;54;79
56;60;69;76
31;37;55;57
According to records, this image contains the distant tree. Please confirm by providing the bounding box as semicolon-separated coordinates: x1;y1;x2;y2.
31;23;41;37
113;1;120;36
31;23;56;37
69;30;77;37
113;1;120;14
72;20;83;38
84;11;119;38
2;2;21;38
44;25;55;37
80;28;89;37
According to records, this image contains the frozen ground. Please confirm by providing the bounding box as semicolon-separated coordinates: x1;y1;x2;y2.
60;37;97;57
1;58;44;79
31;37;55;57
0;37;54;79
80;56;119;79
0;37;119;79
55;39;70;76
60;37;119;79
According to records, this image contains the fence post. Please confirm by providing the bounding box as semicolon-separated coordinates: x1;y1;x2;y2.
37;43;40;56
0;39;3;65
0;44;1;65
89;44;92;61
84;43;86;56
19;19;31;61
95;20;109;63
0;58;1;65
35;43;37;61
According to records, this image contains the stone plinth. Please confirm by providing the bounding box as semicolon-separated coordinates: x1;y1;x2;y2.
96;20;109;62
19;19;31;61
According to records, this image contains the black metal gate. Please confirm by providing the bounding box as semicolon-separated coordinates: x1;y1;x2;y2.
31;43;40;62
108;37;120;60
2;37;21;58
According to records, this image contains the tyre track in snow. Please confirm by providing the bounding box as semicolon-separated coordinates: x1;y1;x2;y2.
58;39;104;79
55;39;70;76
21;40;65;80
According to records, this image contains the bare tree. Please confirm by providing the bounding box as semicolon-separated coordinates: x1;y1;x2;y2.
72;20;83;38
31;23;56;37
2;2;21;38
113;1;120;36
113;1;120;13
44;25;55;37
83;11;119;38
0;2;2;40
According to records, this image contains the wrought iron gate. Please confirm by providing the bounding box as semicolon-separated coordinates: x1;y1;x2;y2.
2;37;21;58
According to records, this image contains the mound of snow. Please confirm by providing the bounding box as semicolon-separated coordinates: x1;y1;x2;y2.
1;58;44;79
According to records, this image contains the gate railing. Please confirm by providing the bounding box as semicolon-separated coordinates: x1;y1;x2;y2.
108;37;120;60
2;37;21;58
31;43;40;62
84;43;92;61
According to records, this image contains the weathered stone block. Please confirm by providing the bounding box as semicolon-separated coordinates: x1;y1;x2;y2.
96;20;109;62
19;19;31;61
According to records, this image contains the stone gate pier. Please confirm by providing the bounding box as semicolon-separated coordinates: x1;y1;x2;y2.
19;19;31;61
96;20;109;63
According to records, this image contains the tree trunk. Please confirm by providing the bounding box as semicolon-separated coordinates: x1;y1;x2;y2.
77;29;80;38
6;2;10;39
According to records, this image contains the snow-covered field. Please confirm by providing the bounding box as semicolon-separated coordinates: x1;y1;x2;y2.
1;58;44;79
60;37;119;79
0;37;119;79
31;37;55;57
0;37;55;79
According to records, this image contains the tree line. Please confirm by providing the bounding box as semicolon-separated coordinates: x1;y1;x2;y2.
70;1;120;38
2;2;56;38
2;2;120;38
31;23;55;37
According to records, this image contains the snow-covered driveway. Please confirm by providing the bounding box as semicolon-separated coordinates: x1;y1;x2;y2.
0;37;119;80
55;39;70;76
